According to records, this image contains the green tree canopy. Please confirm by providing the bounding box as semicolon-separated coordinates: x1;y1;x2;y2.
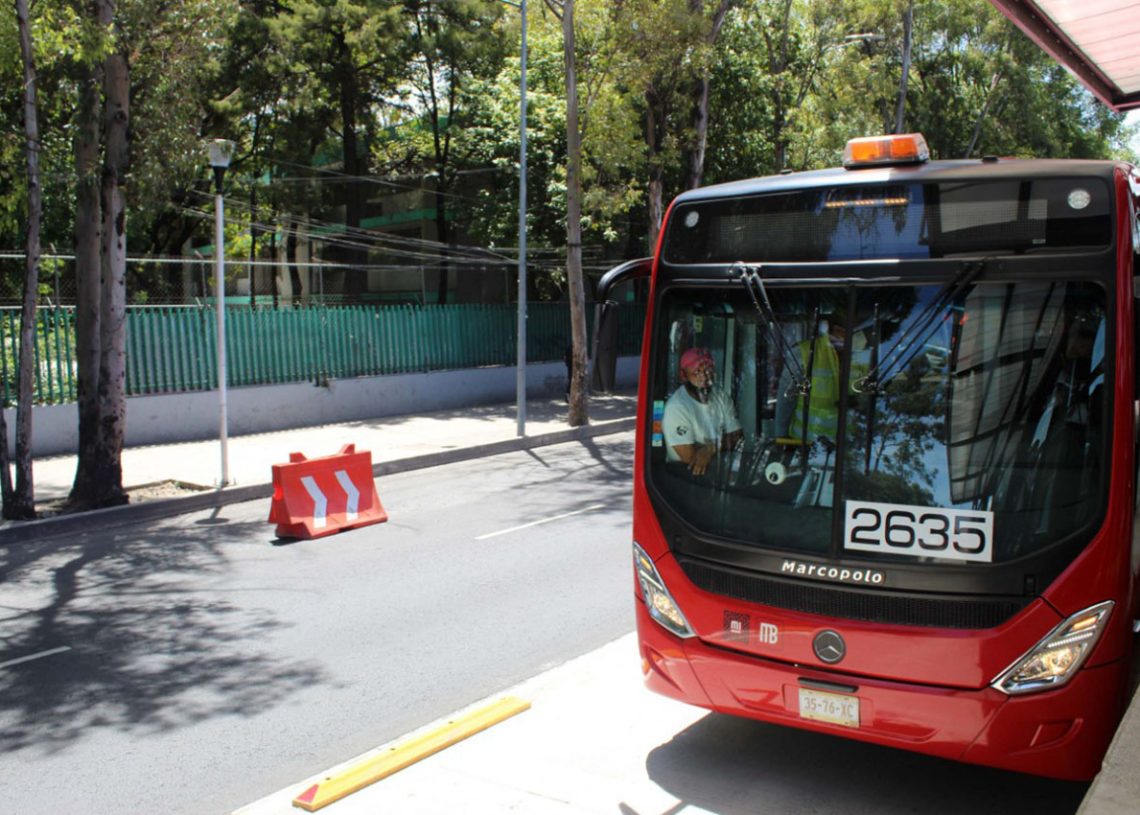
1;0;1136;304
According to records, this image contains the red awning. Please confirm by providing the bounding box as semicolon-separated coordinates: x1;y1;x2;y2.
989;1;1140;111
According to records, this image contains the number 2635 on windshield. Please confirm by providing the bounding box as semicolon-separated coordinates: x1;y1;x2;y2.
844;500;994;563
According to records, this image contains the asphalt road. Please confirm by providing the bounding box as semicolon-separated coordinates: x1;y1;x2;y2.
0;433;1095;815
0;436;637;815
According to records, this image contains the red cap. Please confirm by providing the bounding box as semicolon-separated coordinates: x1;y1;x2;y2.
679;347;714;372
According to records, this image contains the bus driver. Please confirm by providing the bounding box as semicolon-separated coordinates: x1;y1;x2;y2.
663;347;743;476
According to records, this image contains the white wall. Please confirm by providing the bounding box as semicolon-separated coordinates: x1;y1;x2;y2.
6;357;641;457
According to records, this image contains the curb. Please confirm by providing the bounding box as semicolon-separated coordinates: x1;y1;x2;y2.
0;418;636;546
292;696;531;811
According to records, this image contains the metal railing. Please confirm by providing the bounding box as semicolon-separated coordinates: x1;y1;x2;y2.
1;301;646;406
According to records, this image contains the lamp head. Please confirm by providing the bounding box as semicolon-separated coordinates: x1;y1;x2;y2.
207;139;234;169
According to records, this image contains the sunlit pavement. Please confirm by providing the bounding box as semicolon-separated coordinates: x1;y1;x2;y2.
2;393;637;544
27;393;640;504
233;633;712;815
232;627;1140;815
8;382;1139;813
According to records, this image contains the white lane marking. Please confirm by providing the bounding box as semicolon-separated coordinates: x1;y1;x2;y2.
475;504;607;541
0;646;72;670
301;476;328;528
335;469;360;521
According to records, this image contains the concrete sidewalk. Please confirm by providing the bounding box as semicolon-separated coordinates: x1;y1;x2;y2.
0;391;637;544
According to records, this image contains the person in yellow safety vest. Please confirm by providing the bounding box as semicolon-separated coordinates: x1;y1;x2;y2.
775;319;845;444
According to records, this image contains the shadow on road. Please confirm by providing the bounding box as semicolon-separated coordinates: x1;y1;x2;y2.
0;516;327;756
640;712;1087;815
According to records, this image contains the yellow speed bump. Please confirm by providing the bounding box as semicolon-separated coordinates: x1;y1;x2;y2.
292;695;531;812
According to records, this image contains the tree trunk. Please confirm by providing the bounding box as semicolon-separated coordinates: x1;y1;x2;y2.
683;0;733;190
765;1;792;173
684;74;711;190
7;0;42;520
646;92;665;252
286;227;303;303
92;0;129;507
647;170;664;251
269;226;279;308
249;179;258;307
895;0;914;134
562;0;588;426
0;398;10;515
249;115;260;307
338;35;366;300
421;13;453;308
964;71;1002;158
772;103;788;172
69;51;104;508
434;183;450;304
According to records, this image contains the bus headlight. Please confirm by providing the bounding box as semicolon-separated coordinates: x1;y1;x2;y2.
991;601;1114;695
633;543;695;639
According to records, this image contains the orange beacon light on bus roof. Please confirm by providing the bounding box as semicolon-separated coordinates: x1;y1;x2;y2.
843;133;930;168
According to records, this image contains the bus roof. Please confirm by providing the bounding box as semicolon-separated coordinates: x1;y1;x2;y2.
988;1;1140;112
672;157;1123;206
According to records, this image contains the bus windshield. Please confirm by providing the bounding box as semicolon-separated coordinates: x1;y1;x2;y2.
648;280;1108;565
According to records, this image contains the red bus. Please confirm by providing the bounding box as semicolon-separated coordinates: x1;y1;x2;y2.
613;134;1140;780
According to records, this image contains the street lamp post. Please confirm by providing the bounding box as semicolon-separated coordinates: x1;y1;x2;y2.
207;139;234;487
503;0;528;436
517;0;528;437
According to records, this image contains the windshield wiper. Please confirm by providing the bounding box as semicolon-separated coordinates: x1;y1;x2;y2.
736;262;821;472
734;262;809;397
855;259;987;394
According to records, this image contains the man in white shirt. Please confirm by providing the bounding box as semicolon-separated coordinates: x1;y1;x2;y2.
663;347;743;475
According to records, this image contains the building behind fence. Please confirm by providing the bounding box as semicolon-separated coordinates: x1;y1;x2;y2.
0;301;646;406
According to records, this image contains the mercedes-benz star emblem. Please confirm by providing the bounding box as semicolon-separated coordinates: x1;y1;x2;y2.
813;629;846;664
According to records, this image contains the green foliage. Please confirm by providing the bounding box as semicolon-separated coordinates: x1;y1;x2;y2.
0;0;238;264
124;0;239;231
1;0;1136;307
0;1;98;247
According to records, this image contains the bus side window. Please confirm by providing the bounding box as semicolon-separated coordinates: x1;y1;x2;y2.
1133;184;1139;399
1135;286;1140;472
1132;184;1138;399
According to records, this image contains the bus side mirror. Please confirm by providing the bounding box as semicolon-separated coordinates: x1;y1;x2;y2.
591;258;652;393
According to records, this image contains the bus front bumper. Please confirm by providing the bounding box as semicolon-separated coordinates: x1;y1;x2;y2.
635;598;1124;781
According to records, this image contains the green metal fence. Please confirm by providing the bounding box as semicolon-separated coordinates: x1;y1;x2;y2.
0;307;78;405
1;301;646;406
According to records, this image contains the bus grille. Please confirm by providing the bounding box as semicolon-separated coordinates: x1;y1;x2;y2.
677;557;1028;629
